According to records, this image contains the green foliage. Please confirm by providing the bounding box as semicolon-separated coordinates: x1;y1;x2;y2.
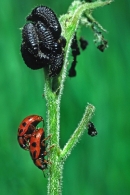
0;0;130;195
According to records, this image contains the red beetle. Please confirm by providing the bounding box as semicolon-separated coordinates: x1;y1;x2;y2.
17;115;43;150
29;128;48;170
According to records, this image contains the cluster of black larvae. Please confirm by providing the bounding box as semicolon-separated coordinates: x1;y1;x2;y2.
21;6;66;77
68;34;88;77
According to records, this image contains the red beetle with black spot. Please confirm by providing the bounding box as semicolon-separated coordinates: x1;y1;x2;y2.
17;115;43;150
29;128;48;170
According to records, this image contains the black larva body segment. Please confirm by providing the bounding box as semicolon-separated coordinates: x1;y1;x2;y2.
35;21;65;55
22;23;39;55
21;43;50;69
51;35;67;55
35;21;56;52
27;6;61;40
49;52;64;77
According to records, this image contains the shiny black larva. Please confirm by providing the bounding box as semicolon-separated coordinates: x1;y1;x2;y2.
22;23;39;55
21;43;50;70
35;21;58;52
49;52;64;77
27;6;61;40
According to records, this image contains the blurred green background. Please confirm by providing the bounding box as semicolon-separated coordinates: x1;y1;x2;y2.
0;0;130;194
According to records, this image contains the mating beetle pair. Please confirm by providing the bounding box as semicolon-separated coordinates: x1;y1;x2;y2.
18;115;50;170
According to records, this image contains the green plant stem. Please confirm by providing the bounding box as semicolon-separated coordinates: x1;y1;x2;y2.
43;1;113;195
44;73;62;195
48;160;63;195
58;0;113;98
61;104;95;161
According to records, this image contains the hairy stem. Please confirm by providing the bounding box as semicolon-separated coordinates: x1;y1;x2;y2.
44;74;62;195
43;1;113;195
61;104;95;161
58;0;113;98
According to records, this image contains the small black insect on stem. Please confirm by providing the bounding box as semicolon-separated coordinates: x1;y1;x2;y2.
68;34;88;77
68;34;80;77
79;37;88;50
21;6;66;77
87;122;98;137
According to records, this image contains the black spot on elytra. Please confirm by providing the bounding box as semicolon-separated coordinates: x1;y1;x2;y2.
22;122;26;127
31;142;37;147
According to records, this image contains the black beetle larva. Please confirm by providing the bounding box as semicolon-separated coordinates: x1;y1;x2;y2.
49;52;64;77
27;6;61;40
21;43;50;69
35;21;56;52
22;23;39;55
